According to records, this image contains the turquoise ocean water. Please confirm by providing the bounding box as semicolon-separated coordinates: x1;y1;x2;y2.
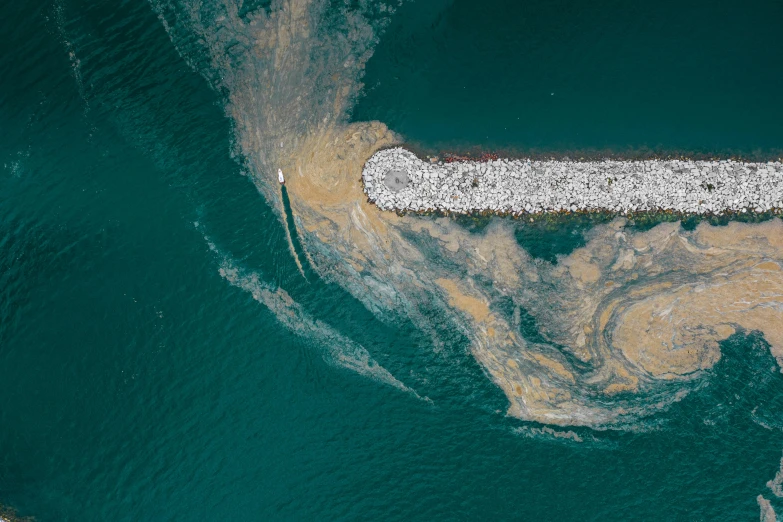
1;0;783;520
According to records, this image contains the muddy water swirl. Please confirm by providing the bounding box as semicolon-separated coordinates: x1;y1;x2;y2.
156;0;783;427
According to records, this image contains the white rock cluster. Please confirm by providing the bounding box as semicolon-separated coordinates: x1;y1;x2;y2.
362;147;783;215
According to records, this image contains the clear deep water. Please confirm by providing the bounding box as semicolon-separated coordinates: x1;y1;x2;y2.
1;0;783;520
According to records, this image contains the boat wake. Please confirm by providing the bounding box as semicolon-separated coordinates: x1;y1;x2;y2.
205;236;423;399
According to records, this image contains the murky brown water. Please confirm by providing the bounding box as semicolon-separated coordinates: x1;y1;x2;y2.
158;0;783;428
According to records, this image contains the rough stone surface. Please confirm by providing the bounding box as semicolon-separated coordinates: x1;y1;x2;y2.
383;169;409;192
362;147;783;215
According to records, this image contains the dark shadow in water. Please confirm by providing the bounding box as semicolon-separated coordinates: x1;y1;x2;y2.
452;213;495;234
237;0;272;19
450;212;611;264
453;211;783;264
512;213;614;264
626;211;782;232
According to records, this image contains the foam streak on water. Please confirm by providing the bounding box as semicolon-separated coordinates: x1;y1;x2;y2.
206;238;419;396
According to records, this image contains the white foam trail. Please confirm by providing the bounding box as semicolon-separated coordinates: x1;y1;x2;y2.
205;239;421;398
512;425;584;443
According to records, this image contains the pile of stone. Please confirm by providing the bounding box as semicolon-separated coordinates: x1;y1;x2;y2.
362;147;783;215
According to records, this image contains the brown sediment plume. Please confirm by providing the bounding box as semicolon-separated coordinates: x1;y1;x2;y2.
265;117;783;426
282;134;783;425
161;0;783;427
434;278;491;323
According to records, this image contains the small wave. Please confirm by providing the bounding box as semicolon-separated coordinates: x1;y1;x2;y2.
53;0;91;117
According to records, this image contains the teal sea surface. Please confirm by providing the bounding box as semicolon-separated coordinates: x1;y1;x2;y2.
354;0;783;157
1;0;783;521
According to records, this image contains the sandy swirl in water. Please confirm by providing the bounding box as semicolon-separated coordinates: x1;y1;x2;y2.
275;122;783;426
158;0;783;427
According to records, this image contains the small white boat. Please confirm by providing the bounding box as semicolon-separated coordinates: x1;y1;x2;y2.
278;169;285;184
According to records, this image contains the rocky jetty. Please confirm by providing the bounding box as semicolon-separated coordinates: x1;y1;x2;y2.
362;147;783;215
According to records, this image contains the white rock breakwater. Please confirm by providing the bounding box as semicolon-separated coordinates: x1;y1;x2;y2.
363;147;783;215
